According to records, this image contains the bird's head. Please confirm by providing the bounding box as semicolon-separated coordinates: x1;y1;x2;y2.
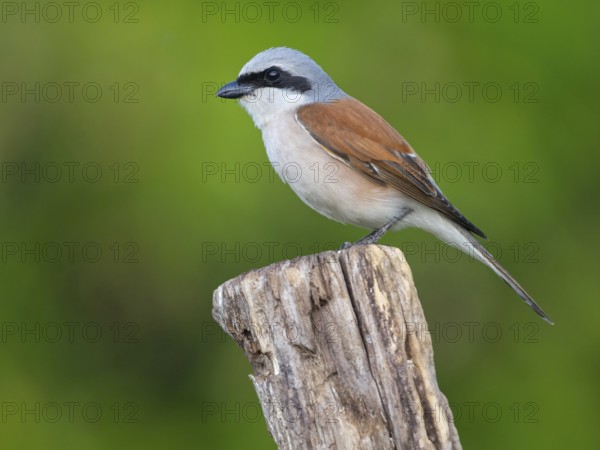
216;47;346;128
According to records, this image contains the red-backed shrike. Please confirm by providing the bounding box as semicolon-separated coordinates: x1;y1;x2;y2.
216;47;552;324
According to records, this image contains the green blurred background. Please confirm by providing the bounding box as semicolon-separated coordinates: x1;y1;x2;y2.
0;0;598;448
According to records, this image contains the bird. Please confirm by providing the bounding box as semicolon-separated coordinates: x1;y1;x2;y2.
216;47;552;324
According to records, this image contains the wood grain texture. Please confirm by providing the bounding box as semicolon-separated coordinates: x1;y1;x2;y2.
212;245;461;450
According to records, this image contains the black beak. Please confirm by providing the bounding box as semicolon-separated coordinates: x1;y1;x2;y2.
216;80;254;99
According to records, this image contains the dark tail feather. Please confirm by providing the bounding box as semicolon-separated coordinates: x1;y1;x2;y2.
457;228;553;325
474;241;553;324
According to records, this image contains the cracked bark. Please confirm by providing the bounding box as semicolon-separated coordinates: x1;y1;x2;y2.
212;245;462;450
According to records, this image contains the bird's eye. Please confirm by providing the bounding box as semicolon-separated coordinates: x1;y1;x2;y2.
264;68;281;82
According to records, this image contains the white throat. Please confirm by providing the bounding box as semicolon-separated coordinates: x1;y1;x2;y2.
239;87;313;129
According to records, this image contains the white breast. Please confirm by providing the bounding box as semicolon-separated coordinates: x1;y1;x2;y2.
257;108;418;231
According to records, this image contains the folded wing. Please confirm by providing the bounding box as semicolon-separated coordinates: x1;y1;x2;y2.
295;98;486;238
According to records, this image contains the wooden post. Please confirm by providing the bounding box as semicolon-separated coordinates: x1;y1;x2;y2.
212;245;461;450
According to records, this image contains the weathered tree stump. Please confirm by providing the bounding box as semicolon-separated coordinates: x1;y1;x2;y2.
212;245;461;450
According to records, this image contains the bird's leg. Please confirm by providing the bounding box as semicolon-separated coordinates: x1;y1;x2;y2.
340;208;411;249
355;208;411;245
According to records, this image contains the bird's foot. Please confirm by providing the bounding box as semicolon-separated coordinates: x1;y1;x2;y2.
339;232;381;250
